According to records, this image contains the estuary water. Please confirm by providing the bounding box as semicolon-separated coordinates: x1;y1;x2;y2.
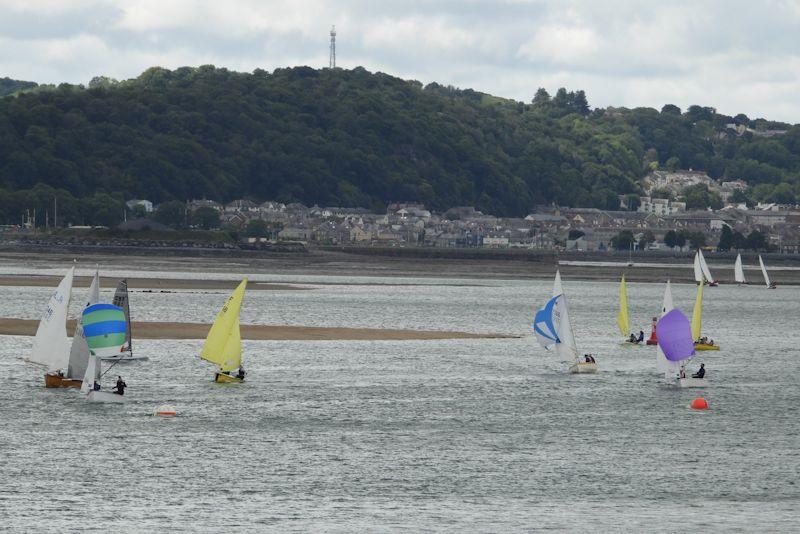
1;270;799;532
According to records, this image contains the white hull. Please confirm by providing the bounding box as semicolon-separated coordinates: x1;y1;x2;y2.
676;377;707;388
101;352;148;362
569;362;598;374
87;390;127;403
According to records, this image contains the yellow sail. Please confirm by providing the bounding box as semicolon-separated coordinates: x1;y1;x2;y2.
691;280;704;342
617;275;630;337
201;279;247;371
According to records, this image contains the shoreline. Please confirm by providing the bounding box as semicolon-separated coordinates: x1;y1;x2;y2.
0;275;306;291
0;318;513;341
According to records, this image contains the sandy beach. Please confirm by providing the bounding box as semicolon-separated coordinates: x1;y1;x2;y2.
0;318;511;341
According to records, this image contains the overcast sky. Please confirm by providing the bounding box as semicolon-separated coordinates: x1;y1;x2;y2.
3;0;800;122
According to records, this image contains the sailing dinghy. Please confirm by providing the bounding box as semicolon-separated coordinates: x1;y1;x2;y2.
58;267;102;388
657;307;705;388
25;267;75;387
691;281;720;351
694;250;718;286
758;255;777;289
734;254;747;285
617;275;638;345
201;279;247;383
102;279;147;361
80;303;129;403
534;271;597;374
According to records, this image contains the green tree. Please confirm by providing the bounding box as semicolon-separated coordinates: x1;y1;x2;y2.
623;194;641;211
191;207;221;229
664;229;678;249
568;229;585;240
245;219;270;237
746;230;767;251
154;201;186;228
532;87;550;106
611;230;635;250
717;225;734;251
638;230;656;249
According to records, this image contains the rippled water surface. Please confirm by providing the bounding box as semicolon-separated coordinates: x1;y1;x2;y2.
1;267;799;532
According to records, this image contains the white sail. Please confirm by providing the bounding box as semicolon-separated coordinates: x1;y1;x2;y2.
26;267;74;371
698;250;715;283
81;353;99;394
67;268;100;380
693;253;703;283
551;270;578;360
734;254;746;284
758;255;771;287
656;280;682;378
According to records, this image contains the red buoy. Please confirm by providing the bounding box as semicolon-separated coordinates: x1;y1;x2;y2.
646;316;658;345
690;397;708;410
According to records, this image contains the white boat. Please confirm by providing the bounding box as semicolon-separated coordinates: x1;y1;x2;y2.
655;285;706;388
533;271;597;374
80;303;130;403
24;267;76;387
102;279;148;361
734;254;746;285
758;255;777;289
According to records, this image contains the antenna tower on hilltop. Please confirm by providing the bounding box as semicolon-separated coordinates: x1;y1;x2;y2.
329;25;336;68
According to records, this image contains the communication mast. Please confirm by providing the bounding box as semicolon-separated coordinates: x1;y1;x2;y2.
329;25;336;68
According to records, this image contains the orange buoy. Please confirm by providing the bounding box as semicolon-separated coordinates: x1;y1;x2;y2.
690;397;708;410
154;404;177;417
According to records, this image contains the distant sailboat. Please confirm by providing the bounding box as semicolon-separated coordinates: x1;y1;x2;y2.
691;281;720;351
758;255;777;289
618;275;635;345
103;279;147;361
25;267;75;387
201;279;248;383
80;303;129;403
534;271;597;374
657;308;705;388
734;254;747;285
694;250;718;286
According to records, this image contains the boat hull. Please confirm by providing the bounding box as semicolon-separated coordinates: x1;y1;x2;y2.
694;343;720;351
677;378;707;388
645;340;658;346
87;390;127;403
101;352;148;362
44;373;82;389
569;362;598;374
214;372;244;383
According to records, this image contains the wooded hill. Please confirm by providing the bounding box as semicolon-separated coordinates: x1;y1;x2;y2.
1;65;799;223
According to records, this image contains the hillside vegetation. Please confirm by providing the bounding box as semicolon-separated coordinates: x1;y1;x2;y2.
1;65;800;225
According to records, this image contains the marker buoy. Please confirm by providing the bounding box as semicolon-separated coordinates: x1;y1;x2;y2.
690;397;708;410
154;404;177;417
646;316;658;345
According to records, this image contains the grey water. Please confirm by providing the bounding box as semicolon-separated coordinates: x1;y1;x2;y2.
1;273;799;532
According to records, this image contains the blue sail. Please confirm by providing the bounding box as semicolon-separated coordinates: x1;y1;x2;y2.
533;295;562;349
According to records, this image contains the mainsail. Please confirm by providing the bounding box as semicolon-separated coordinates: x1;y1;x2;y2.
758;255;771;288
691;281;705;342
698;250;715;284
201;279;247;372
27;267;74;371
734;254;746;284
617;275;630;337
112;279;133;354
550;271;578;359
693;253;703;283
67;268;100;380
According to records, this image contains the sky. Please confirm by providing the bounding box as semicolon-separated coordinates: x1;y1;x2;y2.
3;0;800;122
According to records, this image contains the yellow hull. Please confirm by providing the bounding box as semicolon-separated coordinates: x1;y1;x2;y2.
694;343;720;351
214;372;243;383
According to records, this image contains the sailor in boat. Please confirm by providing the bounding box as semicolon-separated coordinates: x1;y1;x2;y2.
637;330;645;343
584;354;596;363
692;363;706;379
93;381;101;391
628;333;638;344
113;376;127;396
236;366;246;380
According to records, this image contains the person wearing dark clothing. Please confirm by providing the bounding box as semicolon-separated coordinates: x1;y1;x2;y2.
93;381;101;391
637;330;645;343
692;364;705;379
236;366;246;380
629;333;637;343
113;376;127;395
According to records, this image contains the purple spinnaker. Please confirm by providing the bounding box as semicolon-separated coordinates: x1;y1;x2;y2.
657;309;695;362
